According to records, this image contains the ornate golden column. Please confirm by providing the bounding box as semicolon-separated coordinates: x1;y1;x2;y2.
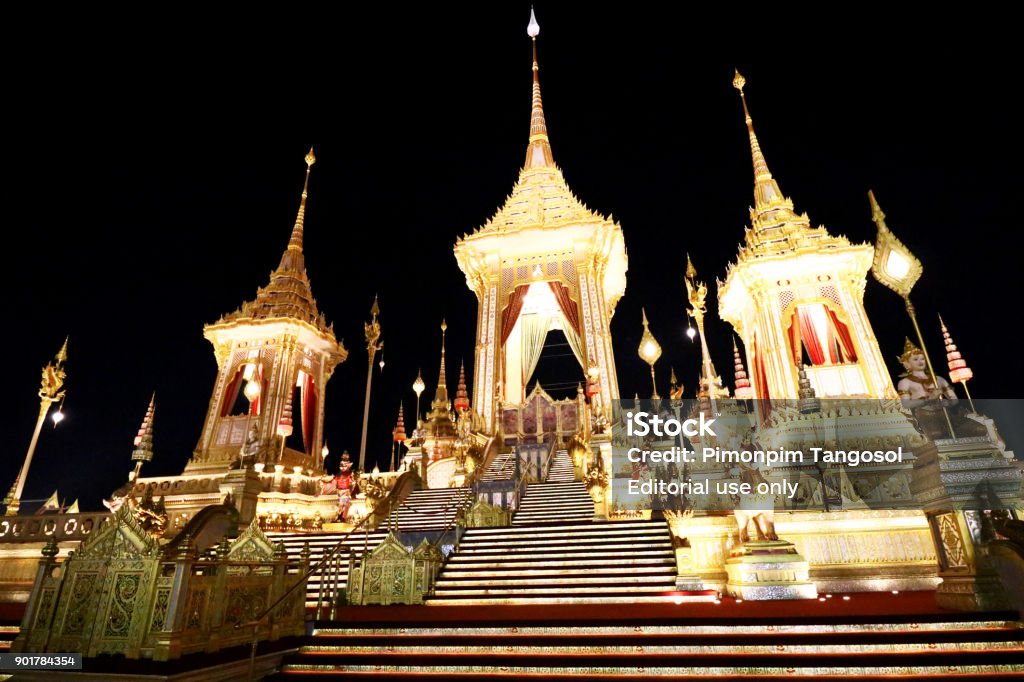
358;297;383;472
5;340;68;516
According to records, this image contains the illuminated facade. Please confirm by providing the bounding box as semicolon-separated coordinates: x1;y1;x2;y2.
0;20;1021;678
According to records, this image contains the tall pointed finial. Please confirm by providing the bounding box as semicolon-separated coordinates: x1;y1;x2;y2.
370;294;380;319
288;147;316;252
939;314;974;385
868;189;888;231
524;7;554;170
438;319;448;388
55;337;69;366
732;70;785;209
454;360;470;412
132;393;156;463
393;404;407;443
685;253;697;280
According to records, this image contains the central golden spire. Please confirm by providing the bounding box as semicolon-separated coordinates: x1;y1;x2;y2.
732;70;786;213
524;7;554;170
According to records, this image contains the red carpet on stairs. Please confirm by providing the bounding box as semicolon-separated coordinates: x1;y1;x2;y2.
321;590;1008;626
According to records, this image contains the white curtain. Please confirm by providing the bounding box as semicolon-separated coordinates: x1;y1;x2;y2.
521;313;552;387
563;322;586;369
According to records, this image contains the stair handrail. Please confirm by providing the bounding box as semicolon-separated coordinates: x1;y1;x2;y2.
235;484;413;633
509;438;558;512
490;450;517;480
232;486;413;680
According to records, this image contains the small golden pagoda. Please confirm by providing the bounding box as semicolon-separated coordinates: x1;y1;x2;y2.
188;149;347;474
454;9;627;431
421;321;457;461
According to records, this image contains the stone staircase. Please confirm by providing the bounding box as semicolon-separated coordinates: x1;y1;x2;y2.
267;530;390;607
425;519;697;605
513;481;594;525
386;487;473;531
546;448;576;482
512;449;592;525
270;608;1024;679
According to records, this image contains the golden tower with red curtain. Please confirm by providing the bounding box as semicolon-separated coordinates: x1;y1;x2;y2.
188;149;348;473
717;72;896;400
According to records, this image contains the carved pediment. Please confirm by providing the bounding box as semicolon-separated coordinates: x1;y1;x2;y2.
227;517;275;562
367;533;412;562
76;504;163;560
411;538;443;562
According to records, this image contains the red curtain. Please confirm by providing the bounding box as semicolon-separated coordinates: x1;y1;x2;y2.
500;284;529;346
796;308;829;365
826;308;857;362
301;374;317;452
221;369;243;417
753;332;772;421
787;319;800;366
547;281;581;335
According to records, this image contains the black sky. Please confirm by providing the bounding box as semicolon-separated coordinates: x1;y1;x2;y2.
3;8;1020;509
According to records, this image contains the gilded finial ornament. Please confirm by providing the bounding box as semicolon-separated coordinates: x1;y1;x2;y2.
638;307;662;399
56;336;69;364
732;69;746;92
527;7;540;38
305;146;316;168
868;189;886;229
868;191;923;297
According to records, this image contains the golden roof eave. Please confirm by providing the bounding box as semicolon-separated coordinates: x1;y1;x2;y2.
203;316;348;362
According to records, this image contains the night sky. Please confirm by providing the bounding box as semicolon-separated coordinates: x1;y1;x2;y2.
3;8;1020;510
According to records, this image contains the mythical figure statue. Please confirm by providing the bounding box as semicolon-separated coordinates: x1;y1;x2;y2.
234;423;263;469
896;338;986;440
103;485;168;536
320;451;357;522
897;339;957;407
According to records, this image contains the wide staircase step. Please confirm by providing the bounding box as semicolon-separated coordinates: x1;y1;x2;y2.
0;623;18;652
267;530;390;607
514;481;594;525
270;605;1024;679
425;520;696;605
546;448;576;483
386;487;473;531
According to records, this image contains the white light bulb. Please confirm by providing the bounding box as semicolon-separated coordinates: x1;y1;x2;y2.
686;327;696;340
244;378;261;401
51;411;65;425
885;250;911;279
527;8;540;37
